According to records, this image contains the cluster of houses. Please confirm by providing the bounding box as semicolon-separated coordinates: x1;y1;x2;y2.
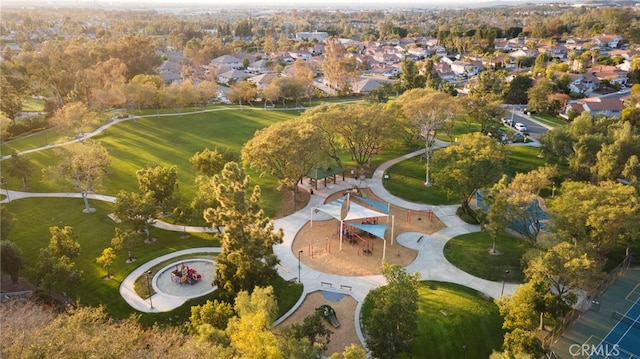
155;30;636;118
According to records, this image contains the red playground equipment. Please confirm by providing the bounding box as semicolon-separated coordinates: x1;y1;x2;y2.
171;264;202;285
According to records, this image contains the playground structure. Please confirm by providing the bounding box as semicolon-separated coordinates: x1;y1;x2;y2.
406;209;434;223
316;304;341;328
170;264;202;285
311;193;393;260
309;237;331;258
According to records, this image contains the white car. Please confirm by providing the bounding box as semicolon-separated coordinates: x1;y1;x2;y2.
514;123;528;132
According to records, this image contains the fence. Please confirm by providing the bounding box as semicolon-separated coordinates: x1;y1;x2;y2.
542;254;636;349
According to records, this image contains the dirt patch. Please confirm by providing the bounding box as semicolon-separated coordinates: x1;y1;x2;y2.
293;188;446;276
276;290;362;357
1;274;35;293
275;188;311;219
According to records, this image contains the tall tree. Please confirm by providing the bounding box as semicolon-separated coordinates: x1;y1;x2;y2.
524;242;600;316
4;149;33;189
33;249;82;295
136;165;178;215
186;299;234;344
110;227;138;263
190;148;227;177
114;191;157;243
47;226;81;259
242;120;325;209
549;180;640;256
399;58;425;91
49;101;101;135
504;75;533;105
43;140;111;213
96;247;116;279
321;38;360;94
226;81;257;108
432;132;509;214
363;262;420;359
204;163;283;299
487;166;557;243
396;88;458;185
0;206;15;241
0;76;22;125
0;240;23;283
226;287;282;357
526;78;554;113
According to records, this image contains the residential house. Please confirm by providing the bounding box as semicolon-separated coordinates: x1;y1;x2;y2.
564;97;624;118
450;60;484;76
352;78;384;94
247;59;269;74
211;54;243;69
590;65;628;86
248;73;277;90
295;31;329;42
593;34;623;49
217;68;252;85
369;63;401;78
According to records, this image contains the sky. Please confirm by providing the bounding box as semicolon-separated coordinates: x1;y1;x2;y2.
12;0;569;10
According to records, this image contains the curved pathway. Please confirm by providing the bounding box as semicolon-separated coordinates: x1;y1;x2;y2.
0;107;522;350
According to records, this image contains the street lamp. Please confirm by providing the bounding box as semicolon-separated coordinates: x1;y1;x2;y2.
146;270;154;309
463;345;468;359
298;250;303;283
501;269;510;296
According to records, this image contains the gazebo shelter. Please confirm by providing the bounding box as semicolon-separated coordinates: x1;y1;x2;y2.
306;165;346;190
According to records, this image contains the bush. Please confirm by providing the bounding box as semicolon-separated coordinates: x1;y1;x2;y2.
456;206;480;224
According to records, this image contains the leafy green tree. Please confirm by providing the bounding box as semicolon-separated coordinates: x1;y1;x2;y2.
226;81;257;108
47;226;81;259
399;58;425;90
524;242;600;316
227;286;282;358
42;140;111;213
204;163;283;299
110;227;138;263
549;181;640;256
49;101;100;134
96;247;116;279
0;206;15;241
242;120;325;209
526;78;554;113
186;299;234;344
363;262;420;359
114;191;157;243
136;165;178;214
4;149;33;189
487;166;557;243
432;132;509;214
504;75;533;104
465;93;507;134
328;344;367;359
0;76;22;125
0;240;23;283
32;249;82;295
284;312;333;354
396;88;458;185
190;148;226;177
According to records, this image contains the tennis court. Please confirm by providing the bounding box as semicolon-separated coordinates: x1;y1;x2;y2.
588;296;640;358
551;270;640;359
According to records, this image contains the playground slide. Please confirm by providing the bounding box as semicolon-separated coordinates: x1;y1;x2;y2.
317;304;341;328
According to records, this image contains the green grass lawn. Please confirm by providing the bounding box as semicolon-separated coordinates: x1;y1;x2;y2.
443;232;531;282
21;97;45;112
361;281;504;358
530;113;567;128
2;108;299;218
3;196;302;325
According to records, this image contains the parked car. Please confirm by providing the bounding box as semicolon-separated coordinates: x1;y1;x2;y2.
514;123;528;132
502;117;514;127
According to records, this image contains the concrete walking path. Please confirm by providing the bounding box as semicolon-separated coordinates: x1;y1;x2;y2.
0;108;524;349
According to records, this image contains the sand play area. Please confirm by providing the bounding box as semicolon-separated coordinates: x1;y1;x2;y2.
283;188;447;354
292;188;445;276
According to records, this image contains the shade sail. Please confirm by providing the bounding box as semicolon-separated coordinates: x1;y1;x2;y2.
348;223;389;240
315;194;388;222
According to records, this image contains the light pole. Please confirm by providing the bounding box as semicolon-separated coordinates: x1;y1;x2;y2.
501;269;510;296
146;270;154;309
463;345;468;359
298;250;303;283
